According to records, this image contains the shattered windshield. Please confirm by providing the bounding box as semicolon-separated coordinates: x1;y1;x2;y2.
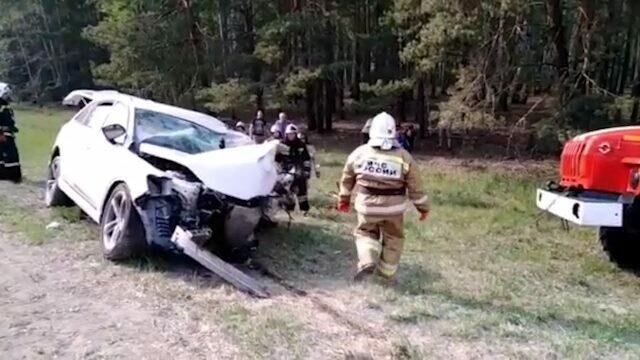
134;109;224;154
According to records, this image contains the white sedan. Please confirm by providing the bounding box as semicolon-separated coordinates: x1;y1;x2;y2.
46;90;281;263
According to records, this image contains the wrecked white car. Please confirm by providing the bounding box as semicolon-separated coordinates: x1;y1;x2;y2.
45;90;284;296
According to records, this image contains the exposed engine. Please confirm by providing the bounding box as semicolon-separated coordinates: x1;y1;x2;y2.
135;154;295;263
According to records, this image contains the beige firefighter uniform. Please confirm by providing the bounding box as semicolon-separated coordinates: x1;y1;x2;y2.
339;144;429;279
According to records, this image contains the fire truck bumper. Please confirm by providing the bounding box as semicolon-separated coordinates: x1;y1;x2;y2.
536;189;623;227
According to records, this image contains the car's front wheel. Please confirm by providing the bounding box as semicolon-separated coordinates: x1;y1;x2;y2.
45;155;73;207
101;184;147;261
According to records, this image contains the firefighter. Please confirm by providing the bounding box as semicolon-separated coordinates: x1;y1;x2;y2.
337;112;429;283
298;132;320;178
235;121;247;134
0;83;21;183
268;124;282;141
276;124;312;213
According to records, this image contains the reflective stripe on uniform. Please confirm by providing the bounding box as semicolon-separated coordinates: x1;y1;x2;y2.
3;162;20;168
413;195;429;205
355;236;382;256
355;202;407;215
297;195;308;202
377;260;398;277
3;132;13;137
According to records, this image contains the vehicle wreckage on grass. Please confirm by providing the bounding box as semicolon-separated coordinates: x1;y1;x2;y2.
45;90;292;297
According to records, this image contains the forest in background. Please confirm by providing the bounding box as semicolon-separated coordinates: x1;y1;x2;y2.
1;0;640;155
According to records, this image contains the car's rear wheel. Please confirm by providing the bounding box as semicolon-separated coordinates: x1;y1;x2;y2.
45;155;73;207
101;184;147;261
599;226;640;270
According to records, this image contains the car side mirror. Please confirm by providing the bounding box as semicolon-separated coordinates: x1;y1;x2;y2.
102;124;126;144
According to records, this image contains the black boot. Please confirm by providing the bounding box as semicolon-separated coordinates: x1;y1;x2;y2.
353;263;376;282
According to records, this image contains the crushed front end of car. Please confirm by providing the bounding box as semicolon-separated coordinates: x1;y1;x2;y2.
135;169;277;265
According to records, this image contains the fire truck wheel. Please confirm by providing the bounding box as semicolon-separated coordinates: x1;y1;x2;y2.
599;227;640;270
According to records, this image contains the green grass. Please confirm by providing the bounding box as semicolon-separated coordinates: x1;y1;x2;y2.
13;104;73;177
0;106;91;245
4;105;640;358
219;304;307;359
261;144;640;357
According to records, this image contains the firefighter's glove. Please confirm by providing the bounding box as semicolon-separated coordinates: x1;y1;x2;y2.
418;209;429;222
337;201;350;213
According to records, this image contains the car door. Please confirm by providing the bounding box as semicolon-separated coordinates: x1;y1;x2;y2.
77;101;132;207
61;102;115;212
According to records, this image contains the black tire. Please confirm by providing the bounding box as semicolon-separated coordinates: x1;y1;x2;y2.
44;155;73;207
599;226;640;270
100;184;147;261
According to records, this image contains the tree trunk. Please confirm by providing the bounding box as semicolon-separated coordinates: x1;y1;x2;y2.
325;79;334;131
361;0;371;83
306;84;317;131
322;0;334;131
337;77;346;119
352;0;362;100
546;0;570;79
416;78;426;138
217;0;230;78
181;0;208;88
397;91;407;123
439;61;447;96
315;80;325;133
430;71;437;98
617;13;634;94
631;82;640;122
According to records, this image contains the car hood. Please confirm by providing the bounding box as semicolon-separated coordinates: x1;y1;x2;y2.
139;141;280;201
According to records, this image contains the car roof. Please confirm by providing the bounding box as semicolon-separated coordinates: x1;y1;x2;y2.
63;89;228;133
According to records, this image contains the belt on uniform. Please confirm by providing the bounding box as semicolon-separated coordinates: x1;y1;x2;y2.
358;186;406;196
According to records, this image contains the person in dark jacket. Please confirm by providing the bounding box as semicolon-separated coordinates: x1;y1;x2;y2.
276;124;312;213
249;110;268;144
396;125;411;152
405;124;416;152
0;83;21;183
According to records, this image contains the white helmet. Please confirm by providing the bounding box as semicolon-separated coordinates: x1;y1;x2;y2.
0;82;12;100
235;121;246;129
270;124;280;134
368;112;396;150
285;124;298;135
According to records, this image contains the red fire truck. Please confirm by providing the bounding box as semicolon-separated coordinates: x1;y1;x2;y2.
537;126;640;269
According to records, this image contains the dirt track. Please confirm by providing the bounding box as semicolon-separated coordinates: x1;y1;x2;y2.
0;229;246;359
0;180;394;360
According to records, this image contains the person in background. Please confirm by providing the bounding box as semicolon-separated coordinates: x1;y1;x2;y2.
298;132;320;178
274;112;292;137
405;124;416;153
361;118;373;144
249;110;267;144
276;124;312;214
396;125;411;152
0;83;21;183
235;121;247;134
268;124;282;141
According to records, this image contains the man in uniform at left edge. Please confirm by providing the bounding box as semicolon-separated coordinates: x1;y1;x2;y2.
0;83;22;183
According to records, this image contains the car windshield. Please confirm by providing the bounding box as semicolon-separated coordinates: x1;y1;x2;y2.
134;109;224;154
